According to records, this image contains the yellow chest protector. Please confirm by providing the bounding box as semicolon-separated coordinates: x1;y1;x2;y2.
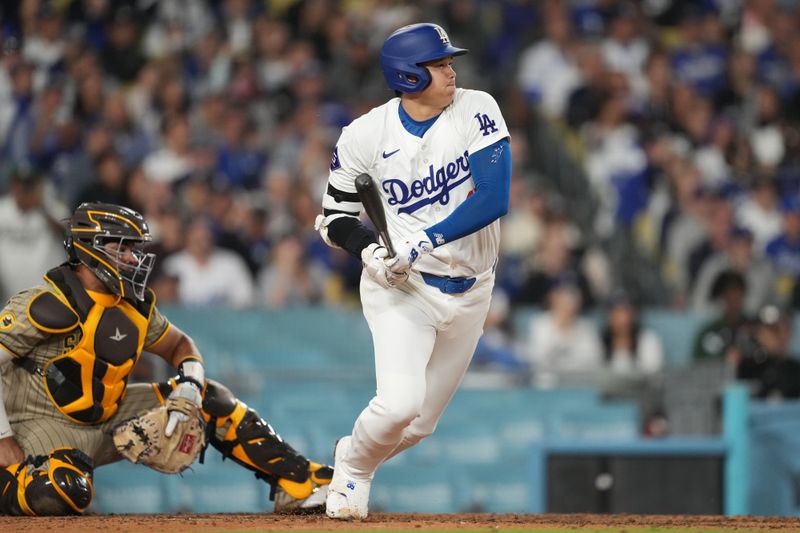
26;266;154;424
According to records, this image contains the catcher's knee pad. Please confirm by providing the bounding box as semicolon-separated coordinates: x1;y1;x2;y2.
0;448;94;516
199;380;332;500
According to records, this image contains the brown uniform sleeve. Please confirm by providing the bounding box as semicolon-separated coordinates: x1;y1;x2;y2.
0;287;52;358
144;304;171;349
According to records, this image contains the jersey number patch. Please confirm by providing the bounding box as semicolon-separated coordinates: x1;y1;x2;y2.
474;113;498;136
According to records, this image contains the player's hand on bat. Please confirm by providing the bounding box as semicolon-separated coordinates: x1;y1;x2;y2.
361;243;408;289
0;435;24;467
388;230;434;274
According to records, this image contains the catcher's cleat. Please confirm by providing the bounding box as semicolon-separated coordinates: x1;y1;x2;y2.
310;461;334;485
326;437;370;520
274;483;328;514
273;462;334;514
0;448;94;516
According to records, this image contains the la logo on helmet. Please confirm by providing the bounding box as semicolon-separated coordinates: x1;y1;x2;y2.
433;25;450;45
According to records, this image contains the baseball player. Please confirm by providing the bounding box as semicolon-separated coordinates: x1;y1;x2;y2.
315;23;511;519
0;202;332;515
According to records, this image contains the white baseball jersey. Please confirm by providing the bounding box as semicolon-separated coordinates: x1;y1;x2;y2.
324;88;510;278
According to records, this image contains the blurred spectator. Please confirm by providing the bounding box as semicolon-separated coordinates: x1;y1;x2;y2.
100;6;146;83
516;1;579;119
0;62;35;162
601;3;649;98
601;292;664;375
256;233;326;308
497;180;547;296
214;107;266;190
565;41;608;130
142;0;213;61
715;47;758;121
515;215;593;308
766;196;800;302
749;85;786;169
686;190;734;286
56;122;114;209
692;270;754;361
163;215;254;308
732;305;800;399
471;290;527;373
691;227;775;314
670;6;728;97
189;92;227;149
660;162;713;303
145;209;186;305
525;274;603;387
736;176;783;253
582;73;648;237
103;89;154;170
75;149;127;207
142;113;194;184
147;208;186;271
638;49;672;130
692;114;736;187
0;163;68;302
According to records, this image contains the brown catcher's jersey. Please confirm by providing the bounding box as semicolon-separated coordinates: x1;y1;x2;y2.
0;265;169;425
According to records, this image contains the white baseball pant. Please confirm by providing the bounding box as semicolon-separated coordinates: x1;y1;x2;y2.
342;267;494;479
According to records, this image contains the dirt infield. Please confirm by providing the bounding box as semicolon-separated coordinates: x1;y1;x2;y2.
3;513;800;532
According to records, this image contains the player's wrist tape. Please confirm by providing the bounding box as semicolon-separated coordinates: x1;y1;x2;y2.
178;360;205;391
176;376;204;391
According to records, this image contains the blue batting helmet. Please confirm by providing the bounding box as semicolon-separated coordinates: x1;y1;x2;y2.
380;23;468;93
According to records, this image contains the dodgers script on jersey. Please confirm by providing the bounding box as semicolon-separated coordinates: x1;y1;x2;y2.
324;88;510;278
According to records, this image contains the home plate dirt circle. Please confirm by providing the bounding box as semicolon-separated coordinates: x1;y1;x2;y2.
2;513;800;532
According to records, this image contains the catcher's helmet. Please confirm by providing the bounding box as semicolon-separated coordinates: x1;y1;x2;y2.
380;23;467;94
65;202;155;301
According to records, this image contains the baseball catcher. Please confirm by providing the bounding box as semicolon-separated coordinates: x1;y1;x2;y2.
0;202;332;516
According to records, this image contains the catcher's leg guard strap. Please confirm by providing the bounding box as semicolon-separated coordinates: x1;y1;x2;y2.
0;448;94;516
200;380;315;499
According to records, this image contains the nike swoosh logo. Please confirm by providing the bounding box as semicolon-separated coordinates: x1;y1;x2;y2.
110;327;128;342
382;149;400;159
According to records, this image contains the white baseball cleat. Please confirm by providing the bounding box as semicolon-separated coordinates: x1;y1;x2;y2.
325;436;371;520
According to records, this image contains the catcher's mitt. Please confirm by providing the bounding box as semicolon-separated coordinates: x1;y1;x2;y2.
112;396;206;474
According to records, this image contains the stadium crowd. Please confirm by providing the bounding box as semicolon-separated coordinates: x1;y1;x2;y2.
3;0;800;401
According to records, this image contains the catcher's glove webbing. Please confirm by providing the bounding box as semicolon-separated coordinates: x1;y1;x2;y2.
112;396;206;474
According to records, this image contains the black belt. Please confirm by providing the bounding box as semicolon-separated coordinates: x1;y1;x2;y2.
420;272;477;294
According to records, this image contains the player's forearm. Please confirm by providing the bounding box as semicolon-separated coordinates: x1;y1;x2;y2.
165;333;205;388
318;177;381;257
424;138;511;246
148;325;205;372
322;210;379;258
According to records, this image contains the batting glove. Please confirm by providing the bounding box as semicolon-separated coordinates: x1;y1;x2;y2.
361;243;408;289
165;360;204;437
388;230;434;274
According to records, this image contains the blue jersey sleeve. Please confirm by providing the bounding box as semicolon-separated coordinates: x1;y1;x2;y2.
424;138;511;247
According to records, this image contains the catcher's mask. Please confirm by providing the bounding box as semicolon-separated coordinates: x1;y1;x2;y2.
65;202;155;301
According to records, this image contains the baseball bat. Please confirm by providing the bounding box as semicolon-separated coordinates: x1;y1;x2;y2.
355;173;395;257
